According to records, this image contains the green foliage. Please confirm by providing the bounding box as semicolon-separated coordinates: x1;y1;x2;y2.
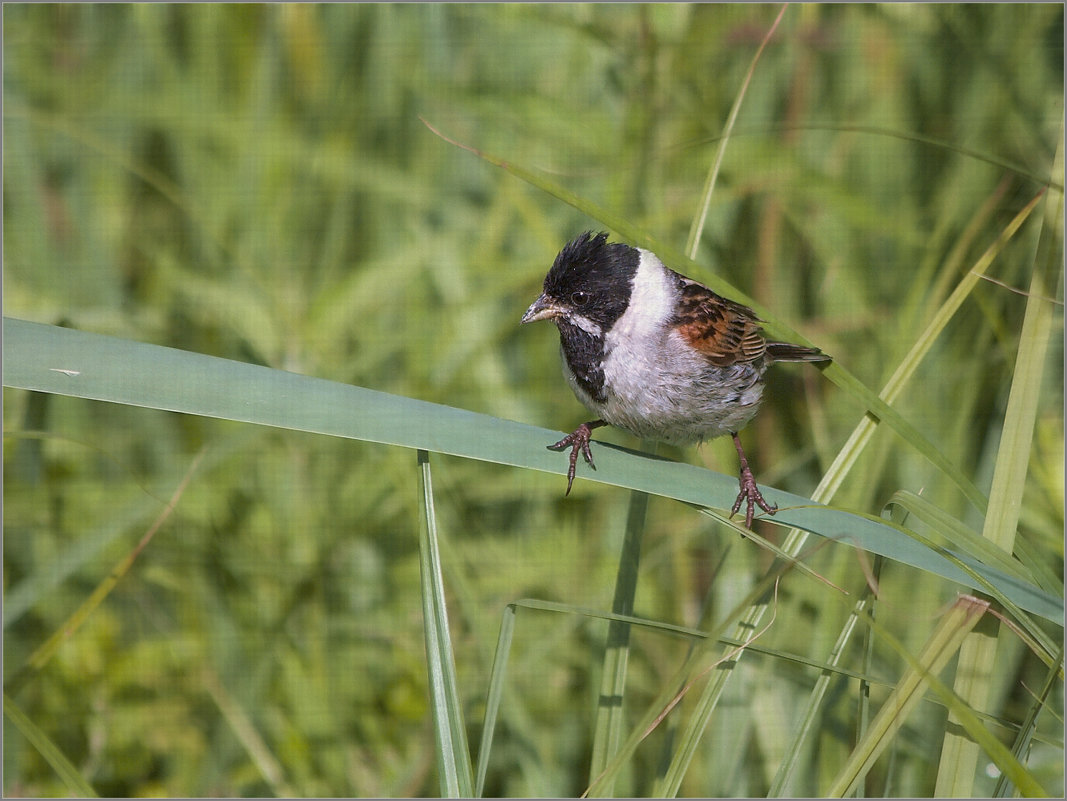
4;4;1063;797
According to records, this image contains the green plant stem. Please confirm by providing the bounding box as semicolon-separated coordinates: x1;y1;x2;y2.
417;451;475;798
589;442;655;792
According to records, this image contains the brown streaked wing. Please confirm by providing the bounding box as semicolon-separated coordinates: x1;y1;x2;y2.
674;278;766;367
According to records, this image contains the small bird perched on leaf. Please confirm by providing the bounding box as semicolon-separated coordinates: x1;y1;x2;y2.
521;231;830;528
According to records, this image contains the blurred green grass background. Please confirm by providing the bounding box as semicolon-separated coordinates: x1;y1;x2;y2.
3;4;1063;797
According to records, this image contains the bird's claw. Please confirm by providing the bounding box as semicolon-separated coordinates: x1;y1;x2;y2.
730;464;778;529
548;421;604;495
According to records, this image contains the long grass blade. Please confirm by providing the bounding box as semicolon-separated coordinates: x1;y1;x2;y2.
201;668;298;798
826;596;991;797
504;598;896;687
653;581;782;797
4;317;1060;625
767;596;869;796
685;4;787;258
4;691;98;797
994;643;1065;797
583;550;812;798
416;450;475;797
474;603;517;797
935;115;1064;798
825;597;1051;798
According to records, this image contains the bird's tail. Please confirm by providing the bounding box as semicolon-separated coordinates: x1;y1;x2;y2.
766;342;831;363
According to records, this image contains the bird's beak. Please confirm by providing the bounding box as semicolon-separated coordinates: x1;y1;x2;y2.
521;293;562;324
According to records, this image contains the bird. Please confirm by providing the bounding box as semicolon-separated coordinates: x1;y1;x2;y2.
521;231;830;528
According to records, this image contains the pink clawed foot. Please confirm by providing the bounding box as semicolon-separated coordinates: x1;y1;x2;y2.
730;433;777;529
548;420;608;495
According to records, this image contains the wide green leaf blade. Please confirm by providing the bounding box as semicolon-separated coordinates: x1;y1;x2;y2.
4;317;1061;625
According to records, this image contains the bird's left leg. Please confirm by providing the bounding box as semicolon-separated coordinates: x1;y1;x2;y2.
729;432;778;528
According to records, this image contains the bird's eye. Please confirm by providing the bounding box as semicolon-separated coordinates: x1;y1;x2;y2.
571;291;590;306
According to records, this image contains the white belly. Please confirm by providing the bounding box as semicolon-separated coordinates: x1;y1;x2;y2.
565;328;765;444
